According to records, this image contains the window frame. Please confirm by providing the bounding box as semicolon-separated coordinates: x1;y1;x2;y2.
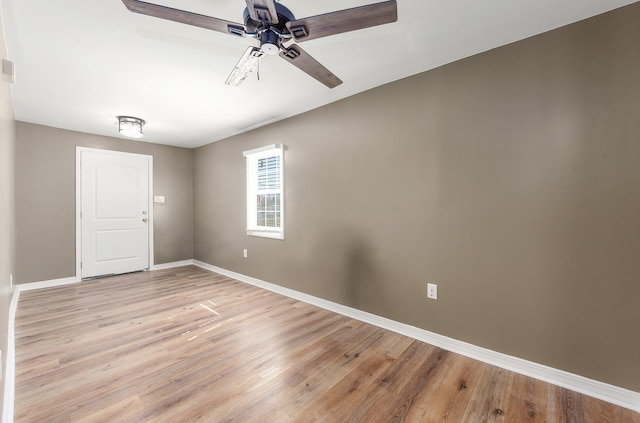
243;144;284;240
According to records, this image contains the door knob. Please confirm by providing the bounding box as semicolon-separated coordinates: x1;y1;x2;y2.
142;218;148;223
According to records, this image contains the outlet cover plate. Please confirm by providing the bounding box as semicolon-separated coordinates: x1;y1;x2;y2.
427;283;438;300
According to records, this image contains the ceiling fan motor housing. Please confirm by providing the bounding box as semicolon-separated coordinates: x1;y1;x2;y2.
242;2;295;29
243;1;295;56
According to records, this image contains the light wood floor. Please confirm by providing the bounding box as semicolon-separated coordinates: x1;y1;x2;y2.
14;265;640;422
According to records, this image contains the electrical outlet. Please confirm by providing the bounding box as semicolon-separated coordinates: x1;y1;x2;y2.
427;283;438;300
243;249;248;258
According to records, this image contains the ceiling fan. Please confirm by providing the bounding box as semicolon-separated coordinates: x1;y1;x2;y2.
121;0;398;88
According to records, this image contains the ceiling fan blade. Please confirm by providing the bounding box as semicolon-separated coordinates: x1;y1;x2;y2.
245;0;279;24
225;46;263;86
122;0;246;37
279;45;342;89
286;0;397;42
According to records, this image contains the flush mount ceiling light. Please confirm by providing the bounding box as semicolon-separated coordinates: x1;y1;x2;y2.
117;116;145;138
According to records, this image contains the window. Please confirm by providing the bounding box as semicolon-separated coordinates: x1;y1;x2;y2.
244;144;284;239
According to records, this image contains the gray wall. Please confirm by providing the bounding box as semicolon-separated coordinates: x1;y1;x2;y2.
0;8;16;417
15;123;194;283
194;3;640;392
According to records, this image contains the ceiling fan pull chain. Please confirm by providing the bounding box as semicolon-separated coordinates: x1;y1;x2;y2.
257;55;261;81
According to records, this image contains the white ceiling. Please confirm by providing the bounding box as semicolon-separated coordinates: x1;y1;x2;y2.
1;0;637;148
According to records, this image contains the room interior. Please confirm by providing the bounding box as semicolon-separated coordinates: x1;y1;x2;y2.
1;0;640;419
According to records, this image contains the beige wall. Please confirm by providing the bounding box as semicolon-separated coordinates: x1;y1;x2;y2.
15;122;194;283
0;7;16;417
194;3;640;391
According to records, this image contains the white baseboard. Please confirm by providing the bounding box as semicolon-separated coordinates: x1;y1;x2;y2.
2;289;20;423
14;259;196;291
151;259;194;270
16;276;80;292
7;261;639;414
193;260;640;413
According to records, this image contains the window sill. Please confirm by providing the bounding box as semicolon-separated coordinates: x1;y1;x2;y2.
246;230;284;240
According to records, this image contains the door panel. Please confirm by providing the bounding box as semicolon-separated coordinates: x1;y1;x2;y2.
94;229;139;261
80;149;151;278
95;165;139;218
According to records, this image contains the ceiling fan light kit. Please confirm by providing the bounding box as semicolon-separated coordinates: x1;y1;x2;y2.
117;116;146;138
226;47;263;86
121;0;398;88
259;30;280;55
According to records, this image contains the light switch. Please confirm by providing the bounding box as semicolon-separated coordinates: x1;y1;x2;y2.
154;195;165;204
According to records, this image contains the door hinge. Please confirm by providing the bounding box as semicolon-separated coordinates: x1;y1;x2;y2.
80;262;83;269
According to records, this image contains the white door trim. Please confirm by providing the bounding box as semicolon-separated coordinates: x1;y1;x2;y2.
75;147;154;280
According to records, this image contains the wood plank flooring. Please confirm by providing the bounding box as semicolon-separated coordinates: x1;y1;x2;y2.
14;265;640;422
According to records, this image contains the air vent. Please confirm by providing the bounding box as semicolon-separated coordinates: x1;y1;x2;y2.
2;59;15;83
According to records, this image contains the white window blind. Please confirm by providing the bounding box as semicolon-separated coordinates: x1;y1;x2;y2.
243;144;284;239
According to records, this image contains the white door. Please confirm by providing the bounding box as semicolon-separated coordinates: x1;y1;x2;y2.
79;148;152;278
